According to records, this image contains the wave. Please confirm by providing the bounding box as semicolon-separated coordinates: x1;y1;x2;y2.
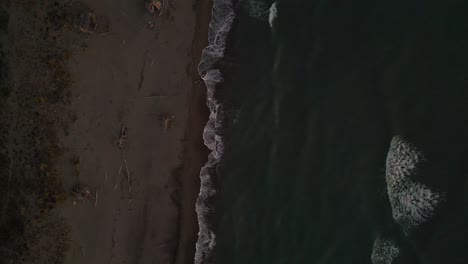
269;2;278;28
371;236;402;264
195;0;236;263
385;136;445;233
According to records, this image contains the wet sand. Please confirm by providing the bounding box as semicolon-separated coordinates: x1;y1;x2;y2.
57;0;211;263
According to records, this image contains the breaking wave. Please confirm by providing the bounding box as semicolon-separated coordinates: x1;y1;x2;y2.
269;2;278;28
385;136;445;232
371;236;402;264
195;0;235;263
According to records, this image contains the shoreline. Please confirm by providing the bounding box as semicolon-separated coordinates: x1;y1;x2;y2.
175;0;213;263
55;0;214;263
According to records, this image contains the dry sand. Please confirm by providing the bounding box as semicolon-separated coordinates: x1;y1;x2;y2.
57;0;211;263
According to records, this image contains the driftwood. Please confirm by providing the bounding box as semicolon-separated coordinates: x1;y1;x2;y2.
159;113;175;133
94;188;99;208
113;165;123;190
145;0;168;16
71;183;95;205
114;125;128;149
117;166;122;178
160;0;169;16
145;0;162;14
112;154;132;195
121;152;132;194
110;124;133;194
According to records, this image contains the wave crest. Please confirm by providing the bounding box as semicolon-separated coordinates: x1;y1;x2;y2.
269;2;278;28
195;0;235;263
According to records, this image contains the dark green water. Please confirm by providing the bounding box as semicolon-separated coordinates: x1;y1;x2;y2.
210;1;468;263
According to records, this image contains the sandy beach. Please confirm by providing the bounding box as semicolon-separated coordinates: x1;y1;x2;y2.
5;1;468;264
54;0;211;263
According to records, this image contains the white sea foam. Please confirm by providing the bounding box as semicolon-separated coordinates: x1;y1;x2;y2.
269;2;278;28
195;0;235;263
385;136;445;232
371;237;401;264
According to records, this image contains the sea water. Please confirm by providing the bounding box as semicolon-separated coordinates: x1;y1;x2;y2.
196;0;468;263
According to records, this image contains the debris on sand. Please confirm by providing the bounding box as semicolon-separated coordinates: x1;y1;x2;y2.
73;8;111;36
121;152;133;194
145;0;162;13
94;188;99;208
71;183;95;205
114;125;128;150
77;11;98;34
145;0;166;16
145;21;156;30
159;113;175;133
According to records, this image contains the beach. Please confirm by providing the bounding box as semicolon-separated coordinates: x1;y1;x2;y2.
0;0;212;263
4;0;468;263
57;0;212;263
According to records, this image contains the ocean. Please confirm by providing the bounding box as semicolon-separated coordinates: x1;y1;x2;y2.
196;0;468;263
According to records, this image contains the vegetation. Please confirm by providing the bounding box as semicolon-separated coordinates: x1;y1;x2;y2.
0;1;10;97
0;1;86;262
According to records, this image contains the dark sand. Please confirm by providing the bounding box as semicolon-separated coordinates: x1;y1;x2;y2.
54;0;211;263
